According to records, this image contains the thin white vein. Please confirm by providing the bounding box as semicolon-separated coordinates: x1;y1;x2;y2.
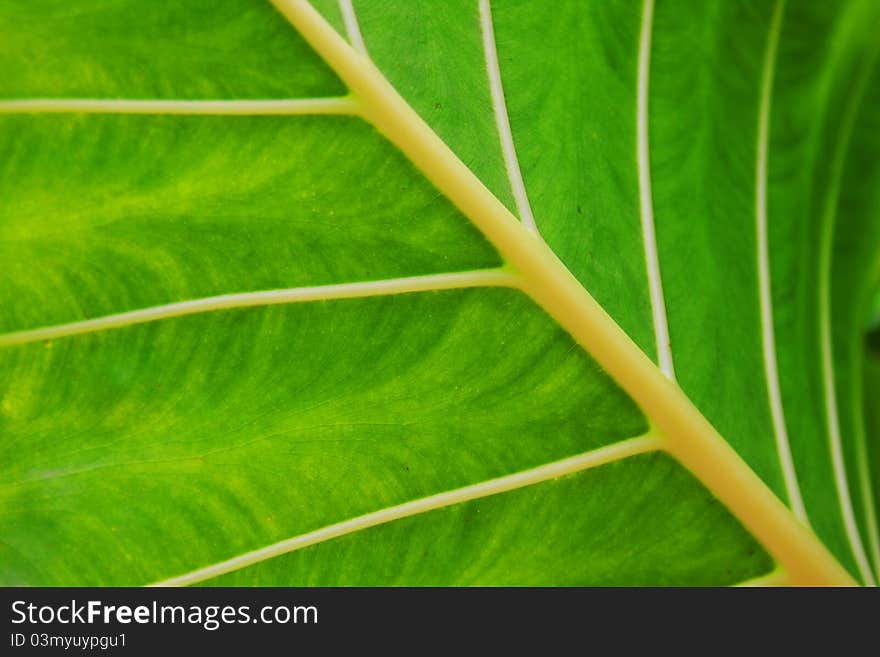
756;1;808;523
0;97;358;115
479;0;539;236
820;320;875;585
636;0;675;380
818;56;878;586
858;448;880;579
0;270;517;348
149;435;660;586
338;0;368;55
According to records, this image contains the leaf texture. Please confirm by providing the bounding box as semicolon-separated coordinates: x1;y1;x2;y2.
0;0;878;586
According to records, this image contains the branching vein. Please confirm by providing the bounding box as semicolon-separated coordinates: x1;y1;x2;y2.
149;435;660;586
755;0;808;523
338;0;368;55
0;270;517;347
636;0;675;380
818;47;879;586
479;0;540;236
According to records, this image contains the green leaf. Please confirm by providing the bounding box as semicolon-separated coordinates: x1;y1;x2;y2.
1;0;878;586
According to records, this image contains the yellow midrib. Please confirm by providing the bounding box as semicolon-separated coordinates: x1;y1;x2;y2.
269;0;855;585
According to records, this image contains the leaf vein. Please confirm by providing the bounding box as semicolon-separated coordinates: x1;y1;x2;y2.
817;42;880;586
755;0;808;523
636;0;675;380
0;270;517;347
338;0;368;55
479;0;540;236
148;435;660;586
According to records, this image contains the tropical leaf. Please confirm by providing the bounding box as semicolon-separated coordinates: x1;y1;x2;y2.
1;0;878;586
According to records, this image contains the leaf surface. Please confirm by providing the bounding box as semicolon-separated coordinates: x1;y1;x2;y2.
1;0;878;586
